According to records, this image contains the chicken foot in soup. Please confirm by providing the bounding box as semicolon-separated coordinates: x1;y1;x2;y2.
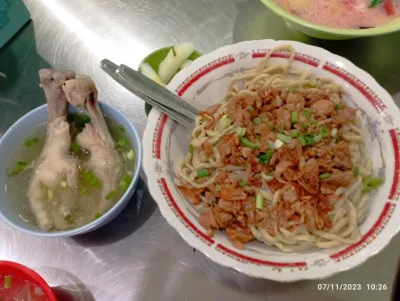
28;69;79;231
62;77;121;214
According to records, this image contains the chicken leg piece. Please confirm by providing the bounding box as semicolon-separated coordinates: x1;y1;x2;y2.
28;69;79;231
62;77;121;214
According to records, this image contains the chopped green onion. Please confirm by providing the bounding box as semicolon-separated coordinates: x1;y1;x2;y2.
48;189;54;200
331;128;338;138
313;135;322;144
215;185;221;192
256;194;264;210
80;188;87;195
71;142;80;152
117;136;128;150
268;172;273;176
302;109;311;119
120;174;133;191
369;0;383;9
258;149;274;164
60;181;68;189
277;133;291;144
4;275;12;288
24;138;32;147
353;166;360;176
336;103;343;109
306;137;316;145
319;173;330;179
105;190;117;200
236;127;246;137
363;176;384;193
32;138;39;144
302;123;308;130
239;181;248;187
291;111;298;123
274;139;285;149
240;137;260;150
68;113;91;130
290;129;299;138
119;125;126;133
288;87;296;92
83;171;102;189
189;144;195;153
255;135;261;141
280;124;284;134
7;161;29;177
311;120;318;126
320;125;328;137
220;117;231;129
126;150;135;160
252;117;261;126
197;168;209;178
247;106;254;111
94;213;101;219
298;135;306;146
266;149;274;162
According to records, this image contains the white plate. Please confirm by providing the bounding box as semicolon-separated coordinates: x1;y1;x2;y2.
142;40;400;281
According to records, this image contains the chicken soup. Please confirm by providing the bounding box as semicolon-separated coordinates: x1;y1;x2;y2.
5;70;136;231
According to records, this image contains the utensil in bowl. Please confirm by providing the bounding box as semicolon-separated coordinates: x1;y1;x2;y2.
100;59;198;129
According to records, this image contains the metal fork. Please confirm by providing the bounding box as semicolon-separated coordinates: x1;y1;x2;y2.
100;59;198;129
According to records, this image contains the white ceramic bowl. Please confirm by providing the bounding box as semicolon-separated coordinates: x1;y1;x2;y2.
0;102;142;237
143;40;400;281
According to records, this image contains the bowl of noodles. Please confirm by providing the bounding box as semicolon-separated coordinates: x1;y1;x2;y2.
142;39;400;281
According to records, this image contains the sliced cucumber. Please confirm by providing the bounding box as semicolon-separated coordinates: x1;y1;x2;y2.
158;48;178;83
158;42;195;83
140;62;166;86
174;42;195;60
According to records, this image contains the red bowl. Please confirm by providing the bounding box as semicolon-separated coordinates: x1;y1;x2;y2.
0;261;57;301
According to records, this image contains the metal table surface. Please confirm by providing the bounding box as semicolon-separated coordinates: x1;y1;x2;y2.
1;0;400;300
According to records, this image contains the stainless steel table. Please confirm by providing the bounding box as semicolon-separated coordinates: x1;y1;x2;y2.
1;1;400;300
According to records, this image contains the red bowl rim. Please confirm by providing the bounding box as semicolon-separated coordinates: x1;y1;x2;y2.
0;261;57;301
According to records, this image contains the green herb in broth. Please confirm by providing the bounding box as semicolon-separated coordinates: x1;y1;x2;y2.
67;113;91;131
117;136;128;150
24;137;40;148
105;190;117;200
119;174;133;191
119;125;126;133
71;141;80;153
7;161;28;177
82;171;102;189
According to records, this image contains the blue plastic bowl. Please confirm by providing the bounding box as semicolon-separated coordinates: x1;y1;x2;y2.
0;102;142;237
